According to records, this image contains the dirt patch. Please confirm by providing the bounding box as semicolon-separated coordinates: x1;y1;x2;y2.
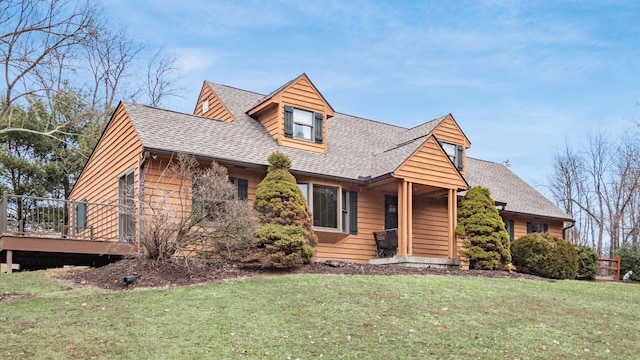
54;258;549;290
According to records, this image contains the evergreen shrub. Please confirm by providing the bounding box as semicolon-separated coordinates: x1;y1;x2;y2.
575;244;598;280
511;233;578;279
456;186;511;270
615;244;640;281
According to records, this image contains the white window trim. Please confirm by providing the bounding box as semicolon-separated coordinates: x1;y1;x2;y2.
299;183;353;234
202;98;209;114
293;107;314;141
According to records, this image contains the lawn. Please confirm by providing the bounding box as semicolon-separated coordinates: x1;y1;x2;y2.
1;271;638;359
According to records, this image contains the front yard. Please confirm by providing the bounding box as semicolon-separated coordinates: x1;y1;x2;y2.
1;268;638;359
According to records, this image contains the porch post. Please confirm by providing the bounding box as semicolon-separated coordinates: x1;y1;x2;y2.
6;250;12;274
397;182;406;256
0;192;7;234
407;181;413;256
447;189;457;258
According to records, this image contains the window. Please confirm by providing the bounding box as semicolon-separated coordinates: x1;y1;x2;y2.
293;108;313;140
440;142;464;170
118;171;135;242
505;219;515;241
299;183;357;234
284;106;324;144
192;175;248;220
202;98;209;114
76;201;87;232
527;222;548;234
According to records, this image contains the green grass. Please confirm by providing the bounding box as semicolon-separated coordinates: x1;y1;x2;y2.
1;272;639;359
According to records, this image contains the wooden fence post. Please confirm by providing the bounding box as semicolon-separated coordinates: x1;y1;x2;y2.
615;255;621;281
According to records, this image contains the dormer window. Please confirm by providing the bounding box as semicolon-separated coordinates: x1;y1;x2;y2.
284;105;324;144
441;142;464;170
293;108;313;140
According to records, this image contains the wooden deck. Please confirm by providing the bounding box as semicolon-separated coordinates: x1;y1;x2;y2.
1;194;138;273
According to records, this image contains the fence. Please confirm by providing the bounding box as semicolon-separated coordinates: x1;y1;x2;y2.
0;193;121;241
598;256;621;281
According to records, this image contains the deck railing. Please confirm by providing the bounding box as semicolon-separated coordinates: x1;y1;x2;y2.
0;193;121;241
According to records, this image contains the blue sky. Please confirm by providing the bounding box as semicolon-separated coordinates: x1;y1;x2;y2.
104;0;640;197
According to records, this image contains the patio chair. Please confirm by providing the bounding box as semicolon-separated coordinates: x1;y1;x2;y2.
373;229;398;258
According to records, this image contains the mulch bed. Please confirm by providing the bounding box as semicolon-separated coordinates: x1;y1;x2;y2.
54;258;547;291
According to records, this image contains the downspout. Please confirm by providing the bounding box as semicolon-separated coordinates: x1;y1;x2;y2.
138;151;151;257
562;221;575;241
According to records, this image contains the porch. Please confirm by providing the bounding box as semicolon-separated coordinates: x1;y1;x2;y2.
365;178;462;268
1;194;138;273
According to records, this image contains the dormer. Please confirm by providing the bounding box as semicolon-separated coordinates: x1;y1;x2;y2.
247;73;335;153
193;81;236;123
431;114;471;177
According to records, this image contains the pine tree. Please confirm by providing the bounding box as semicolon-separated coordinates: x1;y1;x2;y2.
456;186;511;270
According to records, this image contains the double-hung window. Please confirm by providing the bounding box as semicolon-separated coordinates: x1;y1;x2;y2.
440;142;464;170
192;175;248;220
284;105;324;144
298;183;357;234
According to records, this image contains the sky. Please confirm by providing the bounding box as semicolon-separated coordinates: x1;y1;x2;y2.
103;0;640;198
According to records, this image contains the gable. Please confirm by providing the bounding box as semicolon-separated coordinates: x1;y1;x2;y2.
248;74;334;154
431;114;470;148
394;136;468;190
69;103;143;203
193;81;236;123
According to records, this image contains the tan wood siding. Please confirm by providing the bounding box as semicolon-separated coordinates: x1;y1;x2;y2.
395;136;467;190
253;104;280;141
194;82;235;123
501;214;565;240
411;197;450;258
432;115;470;176
279;77;328;153
69;104;142;241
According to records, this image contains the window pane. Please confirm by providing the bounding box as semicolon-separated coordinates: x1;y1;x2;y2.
293;108;313;125
313;185;338;229
298;183;308;201
294;124;312;140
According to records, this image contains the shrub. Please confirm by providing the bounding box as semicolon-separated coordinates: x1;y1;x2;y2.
456;186;511;270
254;151;316;247
254;224;315;268
615;244;640;281
575;244;598;280
511;233;578;279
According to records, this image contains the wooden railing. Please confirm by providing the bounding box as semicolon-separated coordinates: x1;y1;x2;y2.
598;256;621;281
0;193;121;241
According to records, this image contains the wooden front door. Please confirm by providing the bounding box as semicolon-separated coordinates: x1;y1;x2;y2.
384;195;398;230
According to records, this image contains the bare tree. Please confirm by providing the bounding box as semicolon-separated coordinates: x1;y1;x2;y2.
139;154;258;262
143;49;181;107
0;0;98;135
549;130;640;256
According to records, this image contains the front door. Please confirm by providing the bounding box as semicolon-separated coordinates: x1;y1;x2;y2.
384;195;398;230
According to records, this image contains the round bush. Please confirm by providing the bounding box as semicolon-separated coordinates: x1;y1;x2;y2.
511;233;578;279
575;244;598;280
254;224;314;269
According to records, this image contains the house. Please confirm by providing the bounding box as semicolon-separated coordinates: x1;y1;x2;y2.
66;73;571;267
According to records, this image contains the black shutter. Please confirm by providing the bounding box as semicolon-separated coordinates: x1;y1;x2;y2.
284;106;293;138
543;224;548;233
76;201;87;231
527;222;533;234
237;178;248;201
314;112;324;144
349;191;358;234
507;219;514;241
456;145;464;170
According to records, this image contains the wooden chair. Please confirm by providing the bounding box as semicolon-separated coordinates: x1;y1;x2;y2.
373;229;398;258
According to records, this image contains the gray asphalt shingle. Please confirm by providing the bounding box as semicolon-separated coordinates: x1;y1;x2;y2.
122;79;570;221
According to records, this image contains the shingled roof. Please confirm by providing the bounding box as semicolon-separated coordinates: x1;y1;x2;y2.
465;158;572;221
121;79;569;221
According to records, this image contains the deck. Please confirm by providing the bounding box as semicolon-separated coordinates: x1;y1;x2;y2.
1;194;138;273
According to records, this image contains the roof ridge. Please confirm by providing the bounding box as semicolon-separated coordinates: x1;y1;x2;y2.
122;101;234;123
404;115;448;131
205;81;266;97
333;111;407;129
